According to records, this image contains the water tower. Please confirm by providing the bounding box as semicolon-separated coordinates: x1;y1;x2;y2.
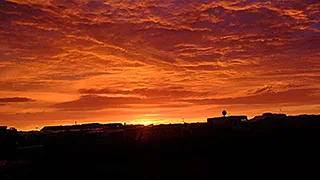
222;110;227;117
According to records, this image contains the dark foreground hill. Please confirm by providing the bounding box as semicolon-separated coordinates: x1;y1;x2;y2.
1;114;320;179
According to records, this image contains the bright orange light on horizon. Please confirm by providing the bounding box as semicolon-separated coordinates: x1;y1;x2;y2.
128;118;164;126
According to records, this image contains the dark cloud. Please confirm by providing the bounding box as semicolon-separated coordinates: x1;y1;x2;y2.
39;72;111;81
0;97;34;103
0;80;62;92
78;87;209;99
249;86;273;95
184;88;320;105
53;95;162;111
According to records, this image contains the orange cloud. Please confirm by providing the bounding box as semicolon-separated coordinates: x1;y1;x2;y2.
0;0;319;130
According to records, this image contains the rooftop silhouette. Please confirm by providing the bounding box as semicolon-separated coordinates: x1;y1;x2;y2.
1;112;320;179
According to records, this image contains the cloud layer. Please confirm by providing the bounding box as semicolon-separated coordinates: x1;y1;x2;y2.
0;0;319;130
0;97;34;103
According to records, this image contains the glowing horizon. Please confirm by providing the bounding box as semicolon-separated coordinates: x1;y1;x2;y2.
0;0;319;130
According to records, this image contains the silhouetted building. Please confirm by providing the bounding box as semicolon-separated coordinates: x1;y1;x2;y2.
0;127;18;159
0;126;7;136
248;113;320;129
207;116;248;127
41;123;123;132
251;113;287;121
0;126;7;147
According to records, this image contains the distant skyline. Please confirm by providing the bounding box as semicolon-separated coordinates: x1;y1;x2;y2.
0;0;319;130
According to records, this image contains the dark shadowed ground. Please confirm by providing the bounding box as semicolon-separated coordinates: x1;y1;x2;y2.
1;115;320;179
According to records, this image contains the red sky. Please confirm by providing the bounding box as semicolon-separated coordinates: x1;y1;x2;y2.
0;0;319;130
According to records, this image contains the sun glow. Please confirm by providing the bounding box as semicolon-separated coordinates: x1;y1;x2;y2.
128;118;165;126
128;119;152;125
137;121;151;126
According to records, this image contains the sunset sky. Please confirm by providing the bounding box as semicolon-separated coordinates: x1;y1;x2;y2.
0;0;319;130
